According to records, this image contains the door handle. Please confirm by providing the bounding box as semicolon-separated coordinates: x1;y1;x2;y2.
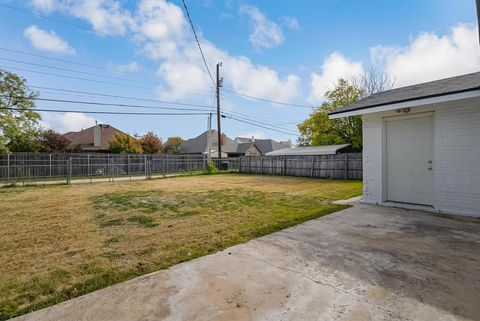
428;167;433;170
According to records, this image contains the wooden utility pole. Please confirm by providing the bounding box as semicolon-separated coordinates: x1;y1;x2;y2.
216;62;223;159
207;113;212;163
477;0;480;45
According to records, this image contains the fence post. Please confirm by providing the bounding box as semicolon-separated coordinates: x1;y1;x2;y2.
49;154;52;178
248;157;251;174
22;158;25;186
88;154;92;183
261;157;264;175
7;153;10;183
283;158;287;176
344;153;348;180
311;158;315;178
66;158;71;184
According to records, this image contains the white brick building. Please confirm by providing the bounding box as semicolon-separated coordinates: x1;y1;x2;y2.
330;72;480;217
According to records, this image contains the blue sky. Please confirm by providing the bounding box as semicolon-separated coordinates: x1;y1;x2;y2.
0;0;478;142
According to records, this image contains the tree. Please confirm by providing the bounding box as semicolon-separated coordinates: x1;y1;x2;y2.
7;130;42;152
109;134;143;154
41;129;71;152
0;69;41;153
140;132;164;154
298;70;393;151
164;136;183;154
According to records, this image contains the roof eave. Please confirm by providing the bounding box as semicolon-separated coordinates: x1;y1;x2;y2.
329;89;480;119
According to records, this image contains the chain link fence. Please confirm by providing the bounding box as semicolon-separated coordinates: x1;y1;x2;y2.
0;153;242;185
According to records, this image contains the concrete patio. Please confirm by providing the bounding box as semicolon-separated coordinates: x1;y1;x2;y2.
13;203;480;321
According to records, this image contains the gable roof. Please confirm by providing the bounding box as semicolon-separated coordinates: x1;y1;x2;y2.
235;137;291;154
236;142;261;154
63;124;131;151
329;72;480;116
266;144;351;156
180;130;238;154
254;139;291;154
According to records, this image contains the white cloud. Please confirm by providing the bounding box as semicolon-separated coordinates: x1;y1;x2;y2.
29;0;302;104
113;61;141;73
30;0;136;36
40;112;98;133
281;16;299;31
23;25;75;54
31;0;57;12
308;52;363;103
371;24;480;87
239;4;284;50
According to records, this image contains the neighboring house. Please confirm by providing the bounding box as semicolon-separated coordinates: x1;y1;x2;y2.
266;144;351;156
329;72;480;217
182;131;264;157
181;130;239;157
235;142;262;157
234;137;291;154
63;123;132;152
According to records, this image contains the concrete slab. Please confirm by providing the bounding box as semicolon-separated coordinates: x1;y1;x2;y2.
12;204;480;321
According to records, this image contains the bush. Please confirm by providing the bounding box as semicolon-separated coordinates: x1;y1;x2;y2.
205;161;217;175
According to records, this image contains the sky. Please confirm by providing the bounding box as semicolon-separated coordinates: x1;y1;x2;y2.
0;0;479;143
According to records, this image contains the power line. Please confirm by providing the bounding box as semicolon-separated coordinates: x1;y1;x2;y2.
181;0;215;86
0;3;91;32
0;47;159;80
28;86;214;109
221;111;298;133
0;95;213;112
222;115;298;136
0;65;213;96
0;57;158;85
223;89;313;109
0;106;209;116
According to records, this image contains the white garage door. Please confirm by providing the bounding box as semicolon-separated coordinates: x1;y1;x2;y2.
386;115;433;206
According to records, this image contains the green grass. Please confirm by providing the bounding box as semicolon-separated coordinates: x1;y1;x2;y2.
0;175;361;319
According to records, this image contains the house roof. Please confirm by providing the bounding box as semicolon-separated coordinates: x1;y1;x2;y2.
329;72;480;116
235;138;290;154
180;130;238;154
63;124;130;151
266;144;351;156
236;142;261;154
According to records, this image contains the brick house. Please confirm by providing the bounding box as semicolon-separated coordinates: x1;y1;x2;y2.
63;123;134;152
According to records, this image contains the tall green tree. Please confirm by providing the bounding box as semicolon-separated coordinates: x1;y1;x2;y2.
298;70;394;151
0;69;41;153
298;79;363;150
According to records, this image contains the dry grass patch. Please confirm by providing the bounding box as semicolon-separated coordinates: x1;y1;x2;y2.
0;174;361;319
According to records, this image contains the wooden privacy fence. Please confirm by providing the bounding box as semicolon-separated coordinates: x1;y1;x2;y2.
239;153;362;180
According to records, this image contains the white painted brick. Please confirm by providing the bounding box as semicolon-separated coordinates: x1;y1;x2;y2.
362;98;480;217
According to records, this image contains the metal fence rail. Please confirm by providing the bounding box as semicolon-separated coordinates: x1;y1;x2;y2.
0;153;210;184
239;153;362;180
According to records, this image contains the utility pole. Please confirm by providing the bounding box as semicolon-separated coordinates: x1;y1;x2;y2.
216;62;223;159
207;113;212;163
477;0;480;45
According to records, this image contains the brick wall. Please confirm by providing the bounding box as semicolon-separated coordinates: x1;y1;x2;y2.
361;98;480;217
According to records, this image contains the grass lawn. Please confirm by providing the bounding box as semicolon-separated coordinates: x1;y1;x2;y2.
0;174;362;320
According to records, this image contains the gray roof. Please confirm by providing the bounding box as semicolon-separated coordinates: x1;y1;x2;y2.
180;130;238;154
236;142;255;154
266;144;351;156
330;72;480;116
253;139;291;154
234;137;253;144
